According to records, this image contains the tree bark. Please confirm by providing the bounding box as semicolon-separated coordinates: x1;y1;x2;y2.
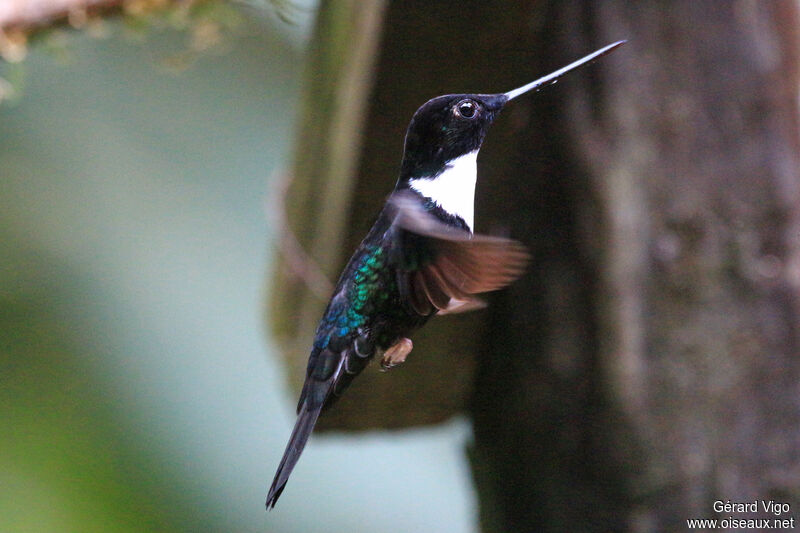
470;1;800;531
270;0;487;430
270;1;800;530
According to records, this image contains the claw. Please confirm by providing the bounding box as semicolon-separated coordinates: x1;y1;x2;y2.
380;338;413;371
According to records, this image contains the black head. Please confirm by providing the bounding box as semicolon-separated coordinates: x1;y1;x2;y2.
399;93;507;181
396;40;627;185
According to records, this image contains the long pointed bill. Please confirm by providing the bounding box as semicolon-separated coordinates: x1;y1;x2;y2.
504;40;627;101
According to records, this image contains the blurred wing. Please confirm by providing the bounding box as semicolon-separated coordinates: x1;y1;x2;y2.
388;191;529;316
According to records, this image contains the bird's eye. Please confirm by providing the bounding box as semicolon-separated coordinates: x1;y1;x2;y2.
455;99;477;119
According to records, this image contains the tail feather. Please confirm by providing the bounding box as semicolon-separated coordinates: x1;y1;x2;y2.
265;402;323;509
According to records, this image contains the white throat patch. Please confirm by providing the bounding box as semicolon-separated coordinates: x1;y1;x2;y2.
409;151;478;231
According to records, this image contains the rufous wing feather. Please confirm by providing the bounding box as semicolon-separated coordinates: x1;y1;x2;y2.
388;191;530;316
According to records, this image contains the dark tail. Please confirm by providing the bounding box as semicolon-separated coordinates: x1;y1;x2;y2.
265;401;323;509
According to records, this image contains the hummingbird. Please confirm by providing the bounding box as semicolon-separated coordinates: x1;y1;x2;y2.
266;40;626;508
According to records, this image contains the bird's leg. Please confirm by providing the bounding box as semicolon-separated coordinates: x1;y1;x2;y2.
380;338;413;371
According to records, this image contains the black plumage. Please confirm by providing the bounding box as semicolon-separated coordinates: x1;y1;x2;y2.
266;41;626;509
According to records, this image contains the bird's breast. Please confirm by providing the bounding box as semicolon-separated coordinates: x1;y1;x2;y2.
408;150;478;231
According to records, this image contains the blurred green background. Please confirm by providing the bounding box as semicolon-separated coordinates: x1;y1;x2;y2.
0;6;477;532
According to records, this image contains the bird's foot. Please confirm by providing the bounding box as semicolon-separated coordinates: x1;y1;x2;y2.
380;338;413;371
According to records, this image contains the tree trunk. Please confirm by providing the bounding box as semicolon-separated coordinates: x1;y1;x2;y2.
470;1;800;531
270;1;800;530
